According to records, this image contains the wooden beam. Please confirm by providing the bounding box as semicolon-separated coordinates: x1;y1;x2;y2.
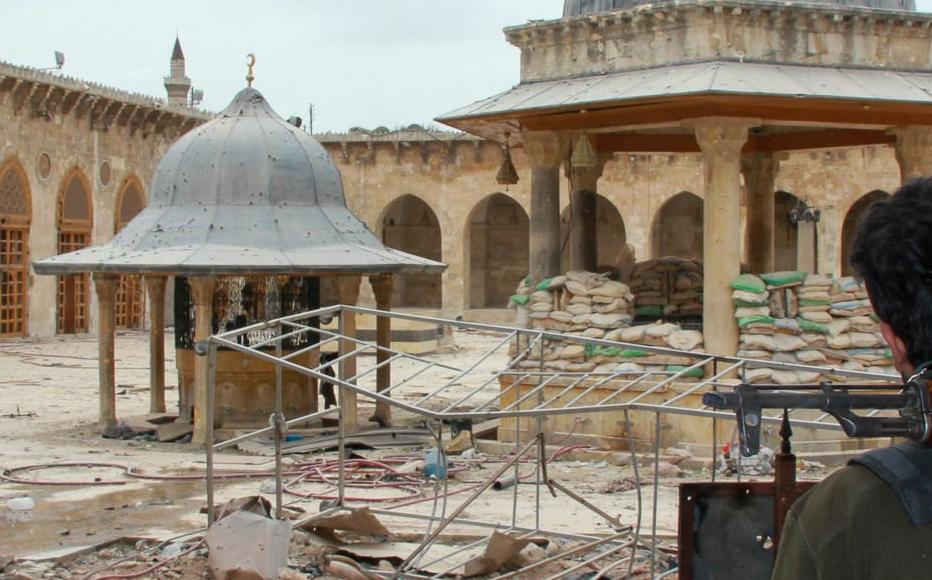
516;95;932;134
593;128;895;154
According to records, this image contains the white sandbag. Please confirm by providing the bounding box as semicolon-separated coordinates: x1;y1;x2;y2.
745;368;773;383
565;281;588;296
604;328;624;341
621;326;647;342
827;334;852;349
591;313;629;328
849;316;878;332
589;281;632;298
616;362;646;374
531;290;553;303
581;327;606;339
735;306;771;318
800;333;827;347
741;334;776;351
560;345;586;360
800;311;833;323
774;333;807;352
566;303;592;316
529;311;550;320
850;332;883;348
572;314;592;326
772;370;800;385
664;330;703;351
737;349;771;359
797;371;822;383
569;294;592;305
550;311;574;323
645;322;678;338
796;350;827;364
566;361;597;372
530;302;553;313
826;319;851;336
733;289;770;304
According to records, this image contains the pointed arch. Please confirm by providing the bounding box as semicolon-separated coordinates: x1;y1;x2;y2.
379;194;442;308
0;157;32;337
115;175;147;329
57;167;93;334
841;190;891;276
651;192;703;260
559;194;626;273
466;193;529;308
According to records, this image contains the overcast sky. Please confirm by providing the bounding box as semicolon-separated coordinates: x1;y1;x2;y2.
4;0;930;133
3;1;565;133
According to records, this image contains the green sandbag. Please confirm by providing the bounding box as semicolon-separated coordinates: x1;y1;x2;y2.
536;278;554;291
796;318;829;334
734;300;769;308
585;344;625;358
730;274;766;294
738;315;776;328
799;299;831;307
636;305;664;317
619;349;649;358
666;365;705;378
510;294;530;306
760;271;807;287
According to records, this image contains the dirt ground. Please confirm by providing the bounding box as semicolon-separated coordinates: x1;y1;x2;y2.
0;329;821;578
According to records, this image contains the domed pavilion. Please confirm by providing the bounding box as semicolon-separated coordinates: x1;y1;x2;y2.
35;83;444;443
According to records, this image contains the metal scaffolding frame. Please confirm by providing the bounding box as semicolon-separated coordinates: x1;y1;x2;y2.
203;305;897;579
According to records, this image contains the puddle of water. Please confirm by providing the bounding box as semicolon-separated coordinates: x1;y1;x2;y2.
0;480;205;557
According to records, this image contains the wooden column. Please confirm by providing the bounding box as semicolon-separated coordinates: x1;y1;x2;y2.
337;275;361;432
523;131;564;282
145;275;168;414
741;153;779;274
893;126;932;182
566;159;604;272
370;274;394;428
695;119;752;357
93;273;119;431
190;276;216;446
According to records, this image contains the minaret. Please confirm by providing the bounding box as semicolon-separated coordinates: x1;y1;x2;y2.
164;37;191;105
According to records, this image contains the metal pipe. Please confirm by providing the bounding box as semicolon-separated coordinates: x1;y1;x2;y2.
205;339;218;527
391;435;541;579
274;326;284;520
417;330;517;406
663;360;745;406
651;411;660;580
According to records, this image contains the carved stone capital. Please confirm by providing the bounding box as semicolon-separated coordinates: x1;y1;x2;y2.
521;130;564;168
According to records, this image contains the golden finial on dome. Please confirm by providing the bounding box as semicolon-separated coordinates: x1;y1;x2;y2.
246;53;256;87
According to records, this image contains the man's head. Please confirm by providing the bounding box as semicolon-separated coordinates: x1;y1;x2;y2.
851;177;932;376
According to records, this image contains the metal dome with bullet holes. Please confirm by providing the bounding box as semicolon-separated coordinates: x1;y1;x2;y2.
34;86;445;276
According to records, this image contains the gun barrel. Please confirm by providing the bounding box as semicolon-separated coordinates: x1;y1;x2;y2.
702;390;909;412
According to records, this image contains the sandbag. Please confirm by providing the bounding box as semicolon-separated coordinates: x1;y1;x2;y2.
550;311;573;323
664;330;703;351
731;274;767;293
774;333;807;352
510;294;530;306
761;271;807;287
531;290;553;303
566;303;591;316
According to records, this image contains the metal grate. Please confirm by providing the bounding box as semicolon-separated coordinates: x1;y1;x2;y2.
0;224;28;337
115;274;145;329
56;231;89;334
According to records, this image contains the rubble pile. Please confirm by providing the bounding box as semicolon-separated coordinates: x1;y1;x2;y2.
732;272;894;383
629;257;704;318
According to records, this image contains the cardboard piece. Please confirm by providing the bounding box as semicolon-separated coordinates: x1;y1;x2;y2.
463;531;549;577
205;497;292;580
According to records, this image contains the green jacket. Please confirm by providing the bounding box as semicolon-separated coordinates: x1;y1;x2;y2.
772;464;932;579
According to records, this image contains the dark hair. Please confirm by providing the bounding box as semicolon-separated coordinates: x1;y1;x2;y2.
851;177;932;367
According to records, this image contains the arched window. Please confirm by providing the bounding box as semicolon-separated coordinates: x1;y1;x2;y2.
651;192;702;261
560;194;627;273
467;193;529;308
57;169;93;334
0;159;31;337
115;178;146;329
841;190;891;276
380;195;442;308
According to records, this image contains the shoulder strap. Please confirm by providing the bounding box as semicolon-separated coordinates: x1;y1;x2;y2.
850;441;932;526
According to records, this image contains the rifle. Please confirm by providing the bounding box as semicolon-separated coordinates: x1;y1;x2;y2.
702;373;932;457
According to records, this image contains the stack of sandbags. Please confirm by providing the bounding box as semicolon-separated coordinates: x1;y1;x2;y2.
629;257;703;318
730;271;896;381
514;320;706;380
511;271;634;336
822;276;892;374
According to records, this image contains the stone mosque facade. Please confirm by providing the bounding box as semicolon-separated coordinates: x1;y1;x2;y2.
0;1;920;339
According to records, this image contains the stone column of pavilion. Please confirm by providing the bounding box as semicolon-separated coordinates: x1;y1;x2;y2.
522;131;565;281
566;134;605;272
370;273;394;427
893;127;932;182
694;119;753;357
741;153;780;275
145;276;168;413
92;273;119;430
337;276;362;432
189;276;216;445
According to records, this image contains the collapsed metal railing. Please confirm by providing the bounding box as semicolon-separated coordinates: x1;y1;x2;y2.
203;305;898;579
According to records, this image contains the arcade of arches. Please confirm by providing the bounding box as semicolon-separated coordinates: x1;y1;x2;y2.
380;194;442;309
469;193;529;309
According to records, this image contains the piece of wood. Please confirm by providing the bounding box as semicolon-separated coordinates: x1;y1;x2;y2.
157;421;194;442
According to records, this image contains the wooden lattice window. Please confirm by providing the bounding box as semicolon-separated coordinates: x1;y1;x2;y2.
0;161;31;338
57;171;92;335
115;179;145;329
